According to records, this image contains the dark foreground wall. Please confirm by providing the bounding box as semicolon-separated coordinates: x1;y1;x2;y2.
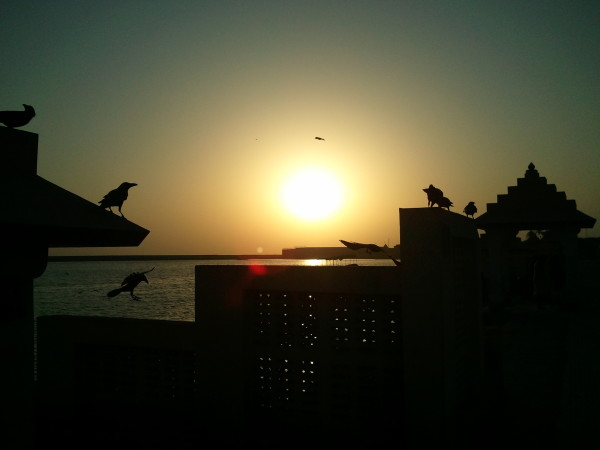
35;209;483;449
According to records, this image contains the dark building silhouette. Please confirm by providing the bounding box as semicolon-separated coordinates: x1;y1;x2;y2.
0;126;149;449
476;163;595;312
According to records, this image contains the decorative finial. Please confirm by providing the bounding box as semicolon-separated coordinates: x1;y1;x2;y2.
525;162;539;178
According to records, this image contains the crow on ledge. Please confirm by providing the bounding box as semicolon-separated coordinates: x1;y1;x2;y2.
99;182;137;218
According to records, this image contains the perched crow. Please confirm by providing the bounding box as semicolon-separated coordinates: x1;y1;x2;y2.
99;182;137;218
423;184;444;207
0;104;36;128
107;267;154;300
315;136;325;140
464;201;477;218
423;184;452;210
340;240;401;266
438;196;453;210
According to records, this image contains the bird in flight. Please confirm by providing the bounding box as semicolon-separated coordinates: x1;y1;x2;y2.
98;182;137;218
463;201;477;218
315;136;325;141
0;104;36;128
340;240;401;266
107;267;154;300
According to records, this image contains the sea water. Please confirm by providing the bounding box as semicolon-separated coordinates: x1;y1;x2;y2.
34;258;395;322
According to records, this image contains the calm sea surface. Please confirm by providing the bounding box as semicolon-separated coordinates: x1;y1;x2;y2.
34;258;395;322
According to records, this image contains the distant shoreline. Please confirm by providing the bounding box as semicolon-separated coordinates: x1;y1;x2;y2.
47;254;286;262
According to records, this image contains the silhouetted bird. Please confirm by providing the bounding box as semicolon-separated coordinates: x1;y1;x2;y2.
423;184;452;210
463;201;477;218
107;267;154;300
99;182;137;218
340;240;401;266
0;104;36;128
315;136;325;140
438;196;453;210
423;184;444;207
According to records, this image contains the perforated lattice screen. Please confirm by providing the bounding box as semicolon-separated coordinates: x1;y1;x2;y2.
243;290;403;432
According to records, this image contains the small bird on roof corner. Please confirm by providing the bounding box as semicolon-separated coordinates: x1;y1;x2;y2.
0;104;36;128
99;182;137;218
315;136;325;141
463;201;477;218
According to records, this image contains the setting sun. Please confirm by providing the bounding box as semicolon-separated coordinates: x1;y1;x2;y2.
281;168;344;221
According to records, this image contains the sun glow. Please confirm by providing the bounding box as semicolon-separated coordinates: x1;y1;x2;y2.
281;168;344;221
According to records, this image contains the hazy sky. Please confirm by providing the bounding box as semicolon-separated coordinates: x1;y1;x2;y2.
2;1;599;255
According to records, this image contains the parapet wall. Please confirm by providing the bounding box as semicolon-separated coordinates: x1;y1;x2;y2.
35;208;482;448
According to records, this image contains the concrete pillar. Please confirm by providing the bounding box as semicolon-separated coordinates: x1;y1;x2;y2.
0;127;47;449
554;227;581;311
399;208;483;447
0;237;47;449
483;228;518;314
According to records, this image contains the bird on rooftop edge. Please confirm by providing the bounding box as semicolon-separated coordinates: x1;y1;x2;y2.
463;201;477;218
98;182;137;219
0;104;36;128
423;184;453;210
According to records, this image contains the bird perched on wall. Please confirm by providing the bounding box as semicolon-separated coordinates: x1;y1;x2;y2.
423;184;444;207
437;196;453;210
98;182;137;218
0;104;36;128
463;201;477;218
107;267;154;300
423;184;452;210
340;240;401;266
315;136;325;140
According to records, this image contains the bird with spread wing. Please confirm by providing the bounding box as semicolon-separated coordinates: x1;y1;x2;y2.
340;240;401;266
107;267;154;300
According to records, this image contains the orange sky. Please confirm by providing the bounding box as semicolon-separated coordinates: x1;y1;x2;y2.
2;1;598;255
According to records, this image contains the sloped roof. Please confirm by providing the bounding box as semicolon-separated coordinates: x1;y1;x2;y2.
0;127;149;247
1;173;149;247
475;163;596;231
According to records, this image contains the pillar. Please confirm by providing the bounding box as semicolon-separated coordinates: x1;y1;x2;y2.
0;126;48;449
483;228;518;314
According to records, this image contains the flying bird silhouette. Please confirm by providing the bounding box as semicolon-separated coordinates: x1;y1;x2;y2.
315;136;325;141
463;201;477;218
107;267;154;300
99;182;137;218
0;104;36;128
340;240;401;266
